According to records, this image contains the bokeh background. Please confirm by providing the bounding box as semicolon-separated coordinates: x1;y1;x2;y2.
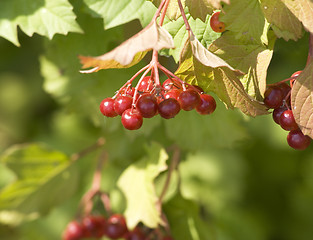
0;8;312;240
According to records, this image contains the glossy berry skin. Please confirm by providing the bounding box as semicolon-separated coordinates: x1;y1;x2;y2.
121;109;143;130
263;86;284;109
114;95;133;115
272;105;287;125
82;215;106;238
178;89;201;111
164;89;181;100
158;98;181;119
287;129;311;150
106;214;128;239
291;70;302;78
62;221;84;240
210;11;225;33
280;110;299;131
100;98;118;117
138;76;154;92
162;78;175;91
136;93;158;118
196;94;216;115
278;83;291;99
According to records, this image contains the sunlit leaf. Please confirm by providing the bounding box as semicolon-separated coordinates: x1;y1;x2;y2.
149;0;185;20
221;0;270;45
185;0;214;21
0;0;82;46
79;21;174;72
117;142;168;229
291;61;313;138
283;0;313;34
208;32;275;98
176;40;268;116
260;0;303;41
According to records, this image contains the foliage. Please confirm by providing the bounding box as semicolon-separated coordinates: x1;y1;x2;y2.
0;0;313;240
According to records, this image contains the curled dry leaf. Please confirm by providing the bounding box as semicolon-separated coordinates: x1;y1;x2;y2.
291;61;313;139
189;34;244;75
79;21;174;73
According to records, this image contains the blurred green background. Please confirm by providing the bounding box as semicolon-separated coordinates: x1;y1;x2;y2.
0;12;312;240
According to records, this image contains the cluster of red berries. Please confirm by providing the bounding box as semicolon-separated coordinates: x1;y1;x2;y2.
100;76;216;130
264;71;311;150
63;213;173;240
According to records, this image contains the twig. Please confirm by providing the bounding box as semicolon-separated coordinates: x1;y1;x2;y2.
70;137;105;162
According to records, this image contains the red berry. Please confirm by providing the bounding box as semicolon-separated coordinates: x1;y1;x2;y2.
278;83;291;99
106;214;128;239
164;89;181;100
263;86;284;109
114;95;133;115
121;109;143;130
178;89;201;111
291;70;302;78
287;129;311;150
62;221;84;240
81;215;106;238
136;93;158;118
100;98;118;117
162;79;175;91
138;76;154;92
272;105;287;125
124;227;145;240
158;98;181;119
280;110;299;131
196;94;216;115
210;11;225;33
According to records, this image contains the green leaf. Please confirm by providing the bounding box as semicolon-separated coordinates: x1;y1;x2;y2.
149;0;185;20
117;142;168;229
0;144;79;225
163;193;214;240
161;12;221;61
291;61;313;139
176;41;269;116
0;0;82;46
208;32;275;99
221;0;270;45
83;0;156;29
185;0;214;21
260;0;303;41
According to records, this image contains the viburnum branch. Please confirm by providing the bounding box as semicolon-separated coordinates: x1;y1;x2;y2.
158;0;171;26
177;0;191;31
77;150;108;217
152;0;167;22
132;65;153;107
267;76;299;87
71;137;105;162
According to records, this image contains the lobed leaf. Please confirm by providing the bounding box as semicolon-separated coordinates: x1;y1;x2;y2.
0;0;82;46
185;0;214;21
221;0;270;45
79;21;174;72
208;32;275;99
176;40;268;117
291;61;313;138
260;0;303;41
117;143;168;229
0;144;79;223
283;0;313;34
83;0;155;29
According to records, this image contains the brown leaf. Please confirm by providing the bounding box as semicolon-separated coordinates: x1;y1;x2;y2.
291;61;313;138
79;21;174;72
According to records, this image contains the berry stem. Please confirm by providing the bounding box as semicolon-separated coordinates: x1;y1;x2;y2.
132;65;153;107
70;137;106;162
152;0;167;22
177;0;191;31
158;0;170;26
267;76;297;87
113;64;151;98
